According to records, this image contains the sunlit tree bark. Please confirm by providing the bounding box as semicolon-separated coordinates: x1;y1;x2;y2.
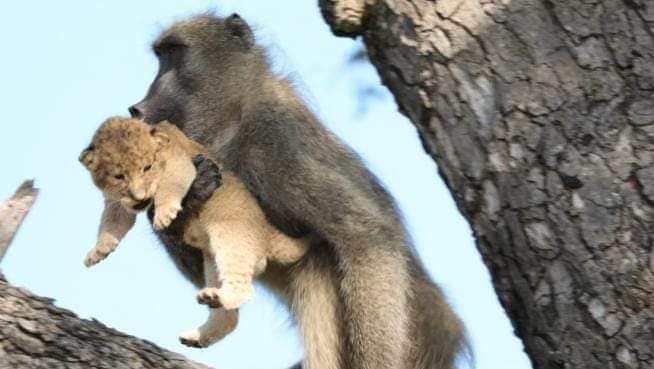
0;181;211;368
0;275;212;369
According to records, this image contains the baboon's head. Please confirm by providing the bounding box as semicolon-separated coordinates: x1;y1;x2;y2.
80;117;169;212
129;13;265;141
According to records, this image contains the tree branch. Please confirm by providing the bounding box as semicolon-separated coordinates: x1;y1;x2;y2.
0;180;39;263
0;275;213;369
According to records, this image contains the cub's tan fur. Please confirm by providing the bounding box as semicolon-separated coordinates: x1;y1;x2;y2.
80;116;309;347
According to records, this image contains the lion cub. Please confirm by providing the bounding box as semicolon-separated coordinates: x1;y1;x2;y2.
79;116;309;347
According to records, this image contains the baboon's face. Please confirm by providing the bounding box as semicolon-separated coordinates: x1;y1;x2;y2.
129;14;256;135
129;33;190;128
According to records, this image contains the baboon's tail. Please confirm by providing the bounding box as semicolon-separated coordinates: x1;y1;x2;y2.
410;269;469;369
289;244;343;369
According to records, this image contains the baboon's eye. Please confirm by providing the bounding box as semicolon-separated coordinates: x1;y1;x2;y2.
114;174;125;180
143;164;152;173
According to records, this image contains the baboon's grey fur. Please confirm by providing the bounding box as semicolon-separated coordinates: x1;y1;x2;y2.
130;13;465;369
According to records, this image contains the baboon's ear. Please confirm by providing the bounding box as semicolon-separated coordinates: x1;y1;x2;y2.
79;144;96;169
150;126;170;148
225;13;254;49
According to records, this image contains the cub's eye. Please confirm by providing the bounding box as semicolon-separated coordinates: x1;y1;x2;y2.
114;174;125;180
143;164;152;173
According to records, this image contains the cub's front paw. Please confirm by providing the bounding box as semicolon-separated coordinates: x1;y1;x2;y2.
179;329;208;348
84;243;115;267
153;202;182;230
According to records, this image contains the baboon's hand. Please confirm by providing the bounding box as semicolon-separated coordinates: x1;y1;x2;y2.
184;155;222;213
159;155;221;234
153;202;182;230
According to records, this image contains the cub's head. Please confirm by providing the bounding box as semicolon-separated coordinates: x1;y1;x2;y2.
80;116;169;212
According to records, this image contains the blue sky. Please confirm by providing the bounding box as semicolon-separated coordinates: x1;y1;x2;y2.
0;1;531;369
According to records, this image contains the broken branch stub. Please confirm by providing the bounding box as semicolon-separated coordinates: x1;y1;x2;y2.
0;180;39;263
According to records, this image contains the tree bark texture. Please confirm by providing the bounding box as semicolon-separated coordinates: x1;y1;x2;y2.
321;1;653;369
0;275;212;369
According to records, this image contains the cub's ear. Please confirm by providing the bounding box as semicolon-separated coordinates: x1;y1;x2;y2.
150;126;170;148
79;144;96;169
225;13;255;49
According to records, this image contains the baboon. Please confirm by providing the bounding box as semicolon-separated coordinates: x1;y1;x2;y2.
129;13;465;369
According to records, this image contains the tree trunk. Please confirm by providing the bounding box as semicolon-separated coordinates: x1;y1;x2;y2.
320;1;654;369
0;275;212;369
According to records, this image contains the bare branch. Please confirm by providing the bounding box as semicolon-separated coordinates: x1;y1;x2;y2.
0;180;39;263
0;276;214;369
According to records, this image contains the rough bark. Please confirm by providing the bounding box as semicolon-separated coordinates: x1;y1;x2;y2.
321;1;654;369
0;181;211;368
0;275;212;369
0;180;39;261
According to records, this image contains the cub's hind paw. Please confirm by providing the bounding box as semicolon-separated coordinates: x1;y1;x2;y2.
197;287;222;308
197;284;253;310
179;329;208;348
153;202;182;230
